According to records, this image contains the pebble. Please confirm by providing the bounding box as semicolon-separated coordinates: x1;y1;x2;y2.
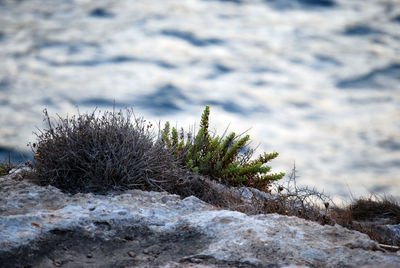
128;251;136;257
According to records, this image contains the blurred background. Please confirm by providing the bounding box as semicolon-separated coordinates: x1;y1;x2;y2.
0;0;399;203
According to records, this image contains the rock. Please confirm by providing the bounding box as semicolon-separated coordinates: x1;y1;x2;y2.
372;224;400;246
0;173;399;267
128;251;136;257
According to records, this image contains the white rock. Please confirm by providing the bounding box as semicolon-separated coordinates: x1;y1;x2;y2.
0;173;399;267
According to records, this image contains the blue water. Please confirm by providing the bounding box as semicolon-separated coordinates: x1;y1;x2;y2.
0;0;399;202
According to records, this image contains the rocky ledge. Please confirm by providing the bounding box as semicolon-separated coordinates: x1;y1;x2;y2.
0;171;399;268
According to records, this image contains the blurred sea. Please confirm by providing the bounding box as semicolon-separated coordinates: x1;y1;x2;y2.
0;0;399;203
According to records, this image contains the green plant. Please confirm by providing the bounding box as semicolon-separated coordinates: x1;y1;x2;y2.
0;162;11;176
161;105;285;192
0;152;13;176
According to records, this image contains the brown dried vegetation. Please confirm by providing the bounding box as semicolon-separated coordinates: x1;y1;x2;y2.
27;109;186;194
330;195;400;247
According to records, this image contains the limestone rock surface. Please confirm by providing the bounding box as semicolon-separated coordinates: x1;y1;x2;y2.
1;172;399;268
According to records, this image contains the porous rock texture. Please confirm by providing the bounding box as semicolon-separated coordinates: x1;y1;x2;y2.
0;172;399;268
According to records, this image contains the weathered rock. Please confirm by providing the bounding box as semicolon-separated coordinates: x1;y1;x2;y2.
1;172;399;268
372;224;400;247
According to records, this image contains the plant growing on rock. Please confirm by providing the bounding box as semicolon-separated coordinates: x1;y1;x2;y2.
28;109;183;194
161;105;285;192
0;152;13;176
0;162;12;177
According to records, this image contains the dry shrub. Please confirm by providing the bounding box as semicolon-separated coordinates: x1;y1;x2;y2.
349;195;400;223
178;164;334;225
28;109;184;194
330;195;400;247
268;164;334;224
